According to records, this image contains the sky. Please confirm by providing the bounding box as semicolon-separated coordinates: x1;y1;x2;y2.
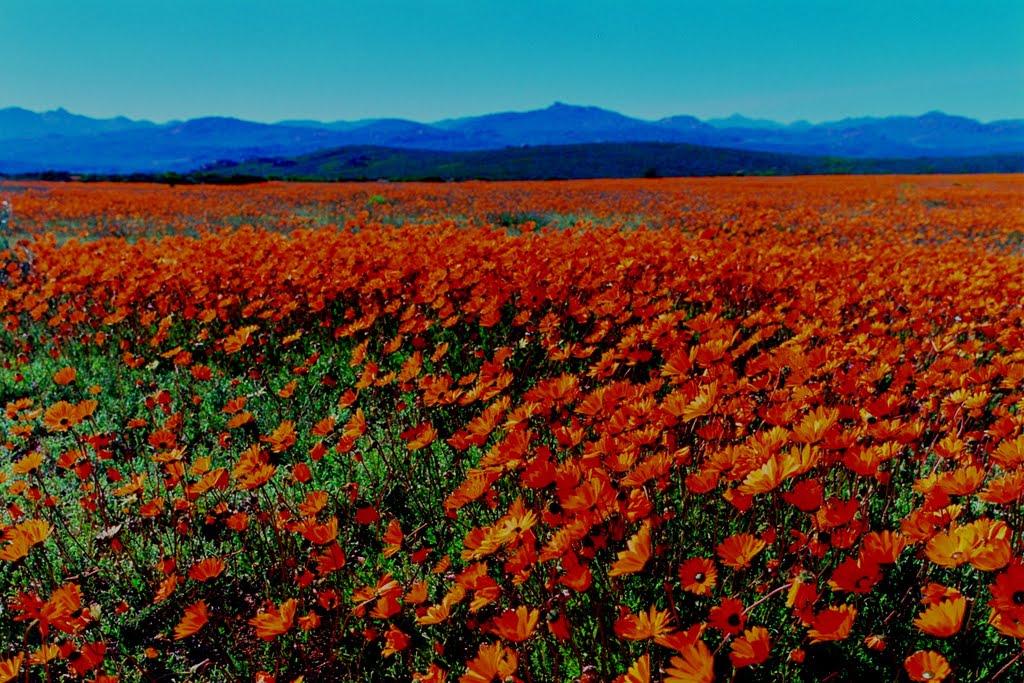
2;0;1022;124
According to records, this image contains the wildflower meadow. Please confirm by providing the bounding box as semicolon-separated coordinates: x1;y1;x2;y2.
1;175;1023;682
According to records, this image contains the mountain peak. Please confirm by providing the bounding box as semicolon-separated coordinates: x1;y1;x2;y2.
0;104;1021;174
706;114;785;130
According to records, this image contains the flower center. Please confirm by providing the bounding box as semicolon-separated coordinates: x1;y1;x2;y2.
923;673;934;681
694;572;705;583
1013;590;1024;605
727;613;741;627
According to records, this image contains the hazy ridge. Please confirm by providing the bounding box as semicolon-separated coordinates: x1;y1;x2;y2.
2;103;1023;175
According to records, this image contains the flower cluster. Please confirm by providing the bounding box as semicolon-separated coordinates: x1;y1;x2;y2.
0;175;1022;681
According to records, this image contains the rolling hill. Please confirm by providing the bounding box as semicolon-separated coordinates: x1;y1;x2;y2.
193;143;1024;182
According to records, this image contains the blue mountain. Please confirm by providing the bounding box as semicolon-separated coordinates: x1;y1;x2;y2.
0;106;156;140
1;104;1022;174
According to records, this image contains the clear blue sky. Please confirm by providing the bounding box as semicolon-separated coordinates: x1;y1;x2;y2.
2;0;1022;123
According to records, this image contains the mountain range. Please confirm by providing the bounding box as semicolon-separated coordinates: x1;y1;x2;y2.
2;103;1023;175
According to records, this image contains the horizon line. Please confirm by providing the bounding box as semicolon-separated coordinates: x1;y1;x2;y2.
2;102;1021;128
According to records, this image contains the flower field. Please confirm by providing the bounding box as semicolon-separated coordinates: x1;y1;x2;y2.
1;175;1023;682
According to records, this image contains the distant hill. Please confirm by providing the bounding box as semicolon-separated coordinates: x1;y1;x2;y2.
1;103;1023;175
0;117;360;175
432;102;679;148
0;106;158;140
188;143;1024;182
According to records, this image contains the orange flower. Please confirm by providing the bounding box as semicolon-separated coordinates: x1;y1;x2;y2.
250;598;297;641
460;641;517;683
807;604;857;643
147;429;177;450
382;625;410;657
608;522;651;576
277;380;297;398
614;605;675;642
298;611;321;631
370;595;401;620
173;600;209;640
792;407;838;444
863;634;886;651
343;408;367;439
355;505;380;525
416;601;451;626
664;639;714;683
680;381;718;422
913;596;966;637
920;583;962;606
311;416;335;436
861;530;908;565
226;512;249;531
188;557;225;582
41;582;90;636
222;395;247;414
0;652;23;683
28;644;60;666
730;626;771;667
382;518;404;557
406;581;429;605
739;446;818;495
988;608;1024;638
298;490;329;518
295;516;339;545
414;664;449;683
11;451;43;475
316;542;347;575
904;650;951;682
53;366;77;385
227;411;254;428
153;574;179;604
42;401;80;432
64;640;106;676
925;526;977;567
223;325;258;354
967;518;1013;571
616;654;650;683
716;533;766;569
263;420;296;453
783;479;823;512
233;445;276;489
403;421;438;451
75;398;98;420
489;606;539;642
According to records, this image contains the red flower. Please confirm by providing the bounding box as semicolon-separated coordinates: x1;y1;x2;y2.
678;557;717;596
828;556;881;594
989;559;1024;619
730;626;771;667
708;597;747;636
